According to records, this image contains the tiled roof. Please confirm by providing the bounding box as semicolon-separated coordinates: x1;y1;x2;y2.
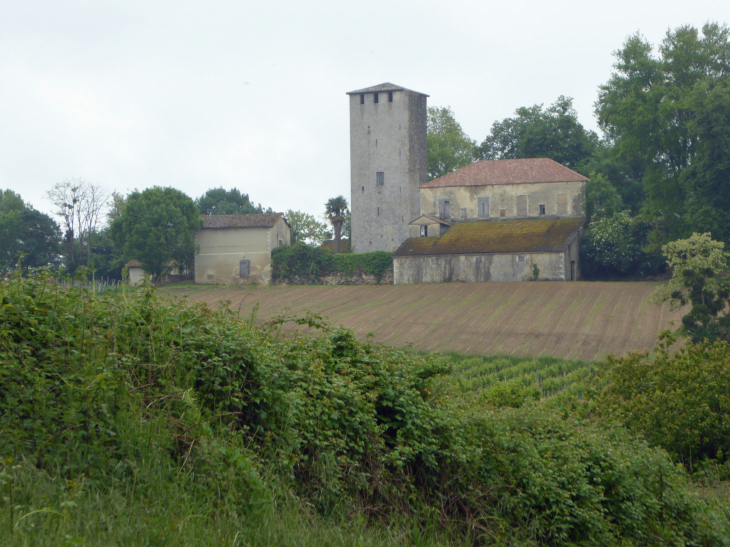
201;213;284;229
346;82;429;96
126;259;142;268
393;218;584;257
420;158;589;188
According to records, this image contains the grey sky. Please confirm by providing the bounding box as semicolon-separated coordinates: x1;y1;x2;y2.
0;0;727;223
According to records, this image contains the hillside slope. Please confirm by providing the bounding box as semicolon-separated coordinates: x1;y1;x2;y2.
172;282;682;361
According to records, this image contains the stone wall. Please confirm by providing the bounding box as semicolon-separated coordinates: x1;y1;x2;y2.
393;252;570;284
279;266;394;286
420;181;585;221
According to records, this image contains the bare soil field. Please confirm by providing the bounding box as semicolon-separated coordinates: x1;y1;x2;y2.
164;282;683;361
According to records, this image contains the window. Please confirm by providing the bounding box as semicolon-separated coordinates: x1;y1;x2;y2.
373;92;379;104
360;93;365;104
478;197;489;218
539;204;545;215
557;194;568;215
361;186;364;193
388;91;393;102
499;206;506;218
516;195;527;217
461;208;467;219
438;199;450;219
376;207;379;216
376;172;384;186
420;225;427;237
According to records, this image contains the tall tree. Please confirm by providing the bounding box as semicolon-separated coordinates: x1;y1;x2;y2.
285;210;329;245
477;96;599;170
325;196;348;253
0;189;61;273
110;187;202;279
595;23;730;245
427;106;477;180
196;187;265;215
47;179;109;269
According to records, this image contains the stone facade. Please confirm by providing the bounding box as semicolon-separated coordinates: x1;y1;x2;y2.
394;236;580;284
194;214;291;285
348;83;428;253
420;181;585;221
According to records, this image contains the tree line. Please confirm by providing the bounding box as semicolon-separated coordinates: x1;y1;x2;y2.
428;22;730;279
0;180;352;281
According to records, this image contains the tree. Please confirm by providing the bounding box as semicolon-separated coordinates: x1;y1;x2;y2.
47;179;109;270
477;96;599;170
427;106;477;180
595;23;730;245
581;212;647;278
0;189;61;273
285;210;329;245
585;172;624;222
110;187;202;279
325;196;348;253
652;233;730;342
196;187;265;215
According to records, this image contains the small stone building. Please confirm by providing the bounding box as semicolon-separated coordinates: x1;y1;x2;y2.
194;213;290;285
125;259;145;285
394;218;584;284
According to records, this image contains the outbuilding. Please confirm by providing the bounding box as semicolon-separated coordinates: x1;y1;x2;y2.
194;213;291;285
393;218;584;284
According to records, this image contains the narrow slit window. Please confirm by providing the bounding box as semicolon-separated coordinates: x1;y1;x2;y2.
361;186;364;193
376;172;384;186
373;93;379;104
360;93;365;104
376;207;379;216
388;91;393;102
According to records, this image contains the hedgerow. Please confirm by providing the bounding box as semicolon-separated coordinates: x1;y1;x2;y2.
271;242;392;283
1;270;728;545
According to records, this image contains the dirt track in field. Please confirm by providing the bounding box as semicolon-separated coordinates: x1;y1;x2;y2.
167;282;683;361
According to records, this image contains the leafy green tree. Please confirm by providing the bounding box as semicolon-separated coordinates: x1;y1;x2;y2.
195;187;265;215
585;172;624;222
110;187;202;279
325;196;348;253
427;106;476;180
581;212;647;278
595;23;730;244
0;189;61;273
285;210;329;245
653;233;730;342
596;336;730;473
477;96;599;170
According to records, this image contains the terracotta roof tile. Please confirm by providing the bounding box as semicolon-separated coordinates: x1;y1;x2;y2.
393;218;584;256
346;82;428;96
421;158;588;188
201;213;283;229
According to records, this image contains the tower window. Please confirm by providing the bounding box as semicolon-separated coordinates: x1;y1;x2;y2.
376;172;384;186
373;93;379;104
388;91;393;102
360;93;365;104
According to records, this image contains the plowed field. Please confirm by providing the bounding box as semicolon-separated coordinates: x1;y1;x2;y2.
168;282;683;361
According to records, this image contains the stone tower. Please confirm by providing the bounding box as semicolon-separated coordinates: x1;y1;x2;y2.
347;83;428;253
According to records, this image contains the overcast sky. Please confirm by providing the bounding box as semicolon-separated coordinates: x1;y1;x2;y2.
1;0;727;223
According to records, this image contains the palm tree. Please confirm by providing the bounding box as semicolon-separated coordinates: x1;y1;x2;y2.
325;196;349;253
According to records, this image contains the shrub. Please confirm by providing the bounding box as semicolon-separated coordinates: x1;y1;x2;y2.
595;335;730;473
271;243;392;283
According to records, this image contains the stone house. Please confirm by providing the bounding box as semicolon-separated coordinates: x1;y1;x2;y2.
348;82;589;284
194;213;291;285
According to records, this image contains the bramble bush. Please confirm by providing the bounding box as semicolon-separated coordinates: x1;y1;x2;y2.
1;270;729;545
271;242;392;283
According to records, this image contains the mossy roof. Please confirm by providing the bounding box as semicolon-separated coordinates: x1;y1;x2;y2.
393;218;584;257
